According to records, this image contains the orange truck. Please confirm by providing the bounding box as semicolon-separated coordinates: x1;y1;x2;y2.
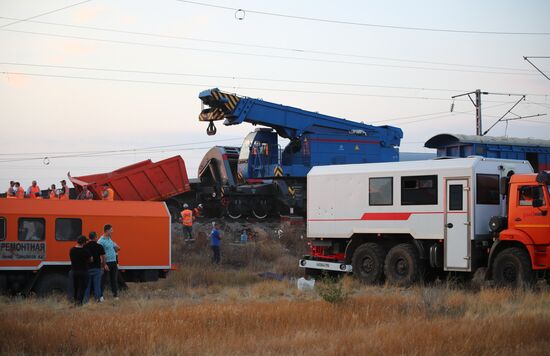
0;199;171;295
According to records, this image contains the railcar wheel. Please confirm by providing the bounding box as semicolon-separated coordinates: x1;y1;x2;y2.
252;199;269;219
226;199;242;219
384;243;422;287
352;243;385;284
492;247;534;289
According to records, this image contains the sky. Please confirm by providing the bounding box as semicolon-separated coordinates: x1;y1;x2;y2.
1;0;549;188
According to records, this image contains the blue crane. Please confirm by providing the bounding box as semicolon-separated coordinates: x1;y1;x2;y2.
199;88;403;182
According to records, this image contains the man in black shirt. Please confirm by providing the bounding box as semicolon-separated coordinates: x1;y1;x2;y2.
69;235;92;305
84;231;106;303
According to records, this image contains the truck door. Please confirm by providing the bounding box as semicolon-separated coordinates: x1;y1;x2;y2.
444;179;470;271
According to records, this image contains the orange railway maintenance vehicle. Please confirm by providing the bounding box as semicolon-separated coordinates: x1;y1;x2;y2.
0;199;171;295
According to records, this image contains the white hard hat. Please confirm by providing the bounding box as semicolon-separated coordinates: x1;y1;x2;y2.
183;203;189;209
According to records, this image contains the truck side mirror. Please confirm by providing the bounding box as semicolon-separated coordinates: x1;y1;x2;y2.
499;177;509;196
532;199;544;208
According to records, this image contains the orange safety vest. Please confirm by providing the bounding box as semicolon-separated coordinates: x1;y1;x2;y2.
59;187;69;200
181;209;193;226
15;187;25;199
103;187;114;201
29;185;40;199
193;208;201;218
49;190;57;200
6;187;16;199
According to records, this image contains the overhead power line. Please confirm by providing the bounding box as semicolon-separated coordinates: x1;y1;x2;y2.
176;0;550;36
0;138;244;163
0;138;242;158
0;0;93;29
3;62;548;97
0;16;538;73
0;28;540;77
4;70;542;104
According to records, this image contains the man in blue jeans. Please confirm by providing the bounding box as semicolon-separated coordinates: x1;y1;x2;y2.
98;224;121;300
209;222;222;264
84;231;105;303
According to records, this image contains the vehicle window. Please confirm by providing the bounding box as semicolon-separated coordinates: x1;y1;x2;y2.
401;175;438;205
369;177;393;206
449;184;463;211
55;218;82;241
0;217;5;240
476;174;500;205
18;218;45;241
518;185;546;206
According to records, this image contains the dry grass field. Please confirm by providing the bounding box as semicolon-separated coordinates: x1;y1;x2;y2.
2;221;550;355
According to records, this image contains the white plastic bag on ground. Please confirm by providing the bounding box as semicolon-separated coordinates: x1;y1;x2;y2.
297;277;315;291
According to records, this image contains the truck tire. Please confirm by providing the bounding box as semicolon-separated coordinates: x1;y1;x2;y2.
384;243;422;287
492;247;534;289
352;243;385;284
33;273;69;297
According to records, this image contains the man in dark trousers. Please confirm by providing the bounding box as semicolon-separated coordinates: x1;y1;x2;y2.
98;224;121;300
69;235;92;306
209;222;222;264
84;231;105;303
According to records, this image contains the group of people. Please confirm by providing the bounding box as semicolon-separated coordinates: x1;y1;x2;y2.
5;180;115;201
69;224;121;305
180;204;222;264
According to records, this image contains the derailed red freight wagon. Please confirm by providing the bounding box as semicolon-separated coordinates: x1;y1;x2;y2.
69;156;193;219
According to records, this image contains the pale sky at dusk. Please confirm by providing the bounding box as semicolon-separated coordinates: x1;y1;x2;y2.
1;0;549;188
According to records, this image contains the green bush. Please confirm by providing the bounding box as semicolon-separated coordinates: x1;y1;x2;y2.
316;276;349;304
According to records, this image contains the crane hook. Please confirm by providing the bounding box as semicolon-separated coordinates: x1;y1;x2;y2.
207;120;217;136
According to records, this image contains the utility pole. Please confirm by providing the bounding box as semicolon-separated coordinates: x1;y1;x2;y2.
474;89;482;136
450;90;545;136
451;89;487;136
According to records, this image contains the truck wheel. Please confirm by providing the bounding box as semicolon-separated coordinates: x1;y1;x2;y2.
384;243;422;287
492;247;534;289
352;243;385;284
34;273;69;297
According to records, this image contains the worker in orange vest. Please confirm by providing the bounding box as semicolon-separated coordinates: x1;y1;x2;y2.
27;180;41;199
49;184;58;199
180;204;194;241
6;181;16;199
59;180;70;200
102;183;114;201
193;204;203;219
14;182;25;199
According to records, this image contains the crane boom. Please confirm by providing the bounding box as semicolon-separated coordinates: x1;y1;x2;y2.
199;88;402;144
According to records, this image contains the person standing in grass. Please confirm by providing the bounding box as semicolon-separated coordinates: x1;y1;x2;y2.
209;222;222;264
69;235;92;306
84;231;105;303
98;224;120;300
